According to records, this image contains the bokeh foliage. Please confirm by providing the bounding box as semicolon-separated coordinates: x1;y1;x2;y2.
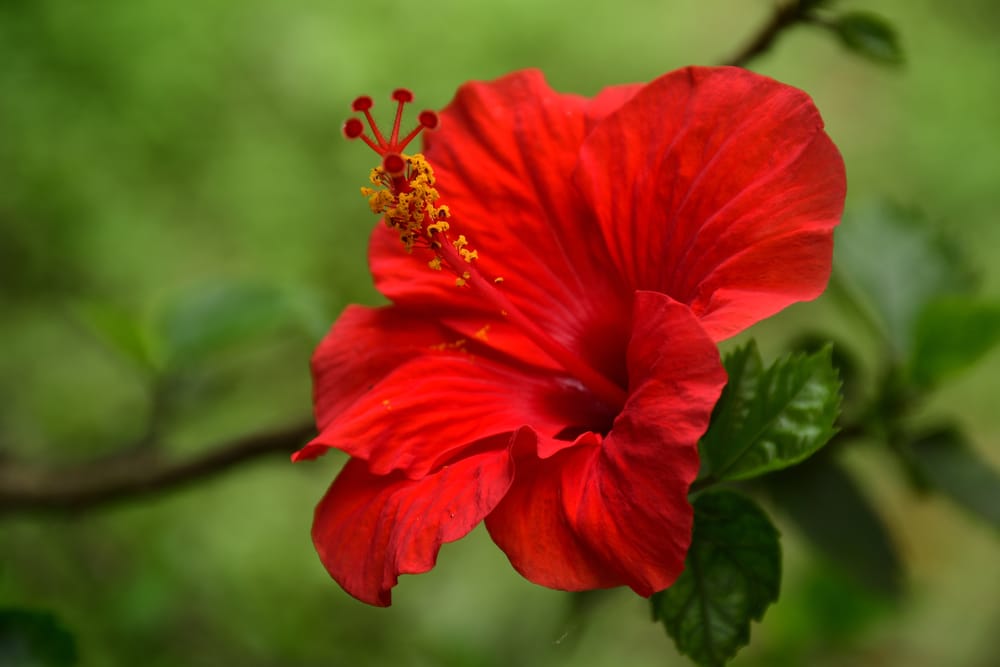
2;1;999;666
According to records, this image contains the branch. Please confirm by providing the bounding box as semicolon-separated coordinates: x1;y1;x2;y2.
0;421;315;515
722;1;813;68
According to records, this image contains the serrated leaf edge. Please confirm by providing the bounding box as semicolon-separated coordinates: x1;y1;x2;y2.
713;345;841;482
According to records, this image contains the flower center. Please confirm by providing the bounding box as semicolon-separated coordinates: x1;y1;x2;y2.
343;91;628;411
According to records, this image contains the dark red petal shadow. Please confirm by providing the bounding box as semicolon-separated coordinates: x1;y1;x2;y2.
486;291;727;594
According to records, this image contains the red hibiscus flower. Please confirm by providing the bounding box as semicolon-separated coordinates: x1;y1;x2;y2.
294;66;845;606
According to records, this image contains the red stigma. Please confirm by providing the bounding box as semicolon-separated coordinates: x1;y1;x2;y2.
382;153;406;176
351;96;374;112
343;118;365;139
418;110;439;130
391;88;414;103
342;88;437;158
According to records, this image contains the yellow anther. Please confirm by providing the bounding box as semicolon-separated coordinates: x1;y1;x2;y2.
430;338;467;352
427;220;450;236
453;234;478;263
474;325;490;341
494;276;504;284
354;152;492;282
361;187;394;216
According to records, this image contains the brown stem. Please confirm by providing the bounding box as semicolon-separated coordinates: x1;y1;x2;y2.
0;421;315;515
722;1;812;68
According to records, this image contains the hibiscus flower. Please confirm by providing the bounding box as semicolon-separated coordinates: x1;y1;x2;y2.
294;66;845;606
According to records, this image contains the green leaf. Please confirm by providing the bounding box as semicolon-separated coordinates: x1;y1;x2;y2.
790;333;863;408
832;12;904;64
699;340;841;482
0;608;77;667
834;201;976;356
763;456;903;597
72;301;156;373
909;297;1000;388
910;427;1000;530
157;281;299;370
652;491;781;667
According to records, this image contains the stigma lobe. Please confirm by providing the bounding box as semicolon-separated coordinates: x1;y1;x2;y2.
342;89;439;174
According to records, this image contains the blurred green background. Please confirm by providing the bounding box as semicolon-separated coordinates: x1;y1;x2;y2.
1;0;998;665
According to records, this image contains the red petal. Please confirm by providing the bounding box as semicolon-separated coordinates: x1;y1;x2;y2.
293;305;454;461
575;66;846;341
312;445;514;606
587;82;643;123
486;291;727;594
309;342;614;478
486;437;617;589
369;69;632;381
